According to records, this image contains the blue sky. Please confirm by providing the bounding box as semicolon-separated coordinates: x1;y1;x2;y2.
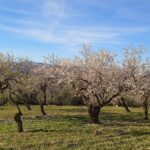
0;0;150;62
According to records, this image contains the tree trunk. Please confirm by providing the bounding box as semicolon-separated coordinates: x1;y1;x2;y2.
9;93;24;132
88;104;101;124
43;90;47;105
14;112;23;132
26;104;31;110
143;96;149;120
40;103;46;116
120;97;131;112
50;92;54;101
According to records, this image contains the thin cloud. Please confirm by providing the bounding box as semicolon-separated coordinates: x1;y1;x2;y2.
0;0;150;54
1;23;149;45
42;0;67;18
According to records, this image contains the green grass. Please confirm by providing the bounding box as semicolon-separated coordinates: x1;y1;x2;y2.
0;105;150;150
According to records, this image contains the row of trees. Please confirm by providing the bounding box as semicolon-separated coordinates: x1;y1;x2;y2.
0;45;150;132
64;45;150;123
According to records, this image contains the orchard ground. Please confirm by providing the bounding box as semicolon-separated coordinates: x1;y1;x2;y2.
0;105;150;150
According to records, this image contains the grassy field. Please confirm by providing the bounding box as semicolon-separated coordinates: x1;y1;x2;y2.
0;105;150;150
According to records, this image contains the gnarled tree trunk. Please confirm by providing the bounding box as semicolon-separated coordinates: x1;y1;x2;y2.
119;97;131;112
143;96;149;120
14;112;23;132
88;104;101;124
26;104;31;110
40;103;46;116
43;90;47;105
9;92;24;132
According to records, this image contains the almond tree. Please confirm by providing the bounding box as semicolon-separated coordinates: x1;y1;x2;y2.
0;53;13;93
32;55;63;116
139;74;150;120
133;59;150;120
65;46;132;124
15;59;34;110
123;46;150;120
0;53;25;132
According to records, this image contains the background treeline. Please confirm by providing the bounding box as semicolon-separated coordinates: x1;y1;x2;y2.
0;84;83;106
0;85;141;107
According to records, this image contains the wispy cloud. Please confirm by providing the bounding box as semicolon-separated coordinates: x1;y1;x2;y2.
0;0;150;54
1;22;149;45
42;0;66;18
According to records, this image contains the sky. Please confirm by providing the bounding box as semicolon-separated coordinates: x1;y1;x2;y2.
0;0;150;62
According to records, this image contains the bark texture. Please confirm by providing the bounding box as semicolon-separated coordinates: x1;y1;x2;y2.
14;112;23;132
119;97;131;112
40;103;46;116
143;96;149;120
88;104;101;124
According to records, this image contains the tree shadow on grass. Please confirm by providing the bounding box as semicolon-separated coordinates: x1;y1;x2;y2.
49;108;86;113
26;115;89;124
131;130;150;136
26;129;51;133
26;127;83;133
58;115;89;123
23;142;53;149
101;112;150;127
24;110;150;128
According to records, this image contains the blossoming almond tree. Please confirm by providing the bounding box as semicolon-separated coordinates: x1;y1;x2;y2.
65;46;133;124
0;53;26;132
122;46;150;120
32;55;65;116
